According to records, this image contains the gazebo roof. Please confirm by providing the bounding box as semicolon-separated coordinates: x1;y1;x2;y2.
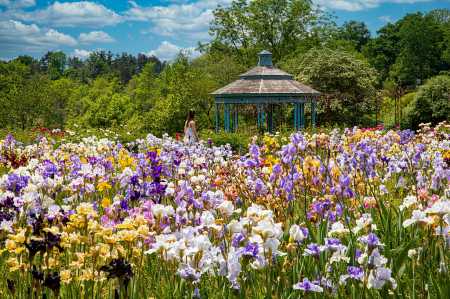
258;49;272;55
210;77;319;95
238;65;293;79
210;65;320;97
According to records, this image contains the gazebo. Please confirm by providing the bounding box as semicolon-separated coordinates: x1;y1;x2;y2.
210;48;320;134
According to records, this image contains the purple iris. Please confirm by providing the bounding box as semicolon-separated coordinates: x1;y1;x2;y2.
176;266;201;283
293;278;323;292
291;132;303;145
232;233;246;247
339;174;351;187
340;266;364;283
313;201;324;213
358;233;384;249
243;241;259;257
343;187;355;198
303;243;327;257
324;238;347;252
249;145;260;157
272;164;282;175
330;185;341;195
323;199;332;210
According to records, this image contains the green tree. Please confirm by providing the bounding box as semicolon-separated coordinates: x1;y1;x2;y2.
134;62;157;112
361;23;400;83
362;10;449;84
86;53;109;79
39;51;53;73
49;51;67;76
406;75;450;128
279;47;378;126
140;56;216;136
78;93;134;127
336;20;371;52
201;0;336;67
14;55;37;66
67;57;85;70
0;75;53;129
390;12;446;83
48;78;73;128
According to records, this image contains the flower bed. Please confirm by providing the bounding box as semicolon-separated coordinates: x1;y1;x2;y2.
0;124;450;298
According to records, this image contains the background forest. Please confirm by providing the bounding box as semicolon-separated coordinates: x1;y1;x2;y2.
1;0;450;137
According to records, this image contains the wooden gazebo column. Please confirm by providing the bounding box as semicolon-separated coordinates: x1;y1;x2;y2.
216;104;219;134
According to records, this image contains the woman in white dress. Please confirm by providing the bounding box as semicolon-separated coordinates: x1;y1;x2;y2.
183;109;199;147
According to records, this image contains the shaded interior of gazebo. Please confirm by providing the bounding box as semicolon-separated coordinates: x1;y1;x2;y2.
210;48;320;134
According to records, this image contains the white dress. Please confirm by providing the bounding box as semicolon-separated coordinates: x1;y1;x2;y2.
184;121;196;147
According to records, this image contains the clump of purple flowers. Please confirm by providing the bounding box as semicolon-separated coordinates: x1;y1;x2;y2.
293;278;323;292
358;233;385;250
176;265;201;284
340;266;365;284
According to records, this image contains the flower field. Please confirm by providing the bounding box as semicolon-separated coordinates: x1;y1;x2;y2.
1;123;450;299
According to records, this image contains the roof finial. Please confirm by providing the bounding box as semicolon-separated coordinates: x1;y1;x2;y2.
264;45;266;50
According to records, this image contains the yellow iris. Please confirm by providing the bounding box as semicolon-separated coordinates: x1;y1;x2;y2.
101;197;111;207
97;181;112;192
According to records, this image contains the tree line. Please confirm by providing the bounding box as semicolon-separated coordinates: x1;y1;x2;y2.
1;0;450;135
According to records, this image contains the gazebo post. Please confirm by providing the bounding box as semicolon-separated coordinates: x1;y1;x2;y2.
225;104;230;133
304;103;306;128
216;103;219;134
236;104;238;129
233;104;237;133
261;102;264;129
257;103;260;128
232;104;236;133
301;103;304;129
312;103;316;126
294;103;298;130
269;104;274;134
229;104;231;133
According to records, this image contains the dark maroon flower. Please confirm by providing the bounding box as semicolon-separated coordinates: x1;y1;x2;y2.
24;240;46;260
6;278;15;295
31;265;44;281
42;272;60;296
44;232;63;252
31;215;45;236
100;257;134;285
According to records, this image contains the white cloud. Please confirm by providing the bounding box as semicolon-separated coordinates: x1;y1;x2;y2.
70;49;92;59
78;30;117;44
127;34;133;40
122;0;232;40
4;1;124;27
379;15;393;22
0;0;35;9
0;20;77;52
313;0;432;11
145;41;200;61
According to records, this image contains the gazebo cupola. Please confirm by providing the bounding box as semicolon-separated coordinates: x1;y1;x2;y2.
210;48;320;134
258;47;273;66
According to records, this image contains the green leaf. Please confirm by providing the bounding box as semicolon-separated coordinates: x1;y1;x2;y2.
394;237;418;271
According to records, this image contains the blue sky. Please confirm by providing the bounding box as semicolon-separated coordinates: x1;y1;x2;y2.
0;0;448;62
